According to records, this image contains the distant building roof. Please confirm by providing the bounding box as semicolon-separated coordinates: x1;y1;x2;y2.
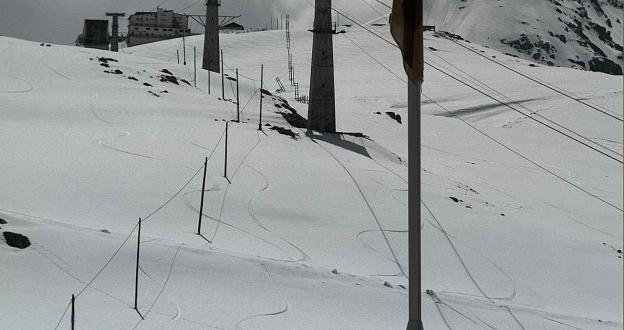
221;22;244;30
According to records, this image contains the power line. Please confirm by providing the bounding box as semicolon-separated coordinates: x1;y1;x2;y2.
441;35;623;121
335;13;623;212
326;7;622;164
360;0;386;16
427;63;623;164
374;0;392;9
178;0;202;13
424;49;622;157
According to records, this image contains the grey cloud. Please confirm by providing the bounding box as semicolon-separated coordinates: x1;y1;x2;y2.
0;0;390;44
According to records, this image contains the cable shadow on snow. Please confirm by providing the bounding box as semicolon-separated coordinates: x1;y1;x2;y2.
433;97;544;119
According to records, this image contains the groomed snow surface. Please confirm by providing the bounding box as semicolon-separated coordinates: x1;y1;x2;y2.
0;25;622;329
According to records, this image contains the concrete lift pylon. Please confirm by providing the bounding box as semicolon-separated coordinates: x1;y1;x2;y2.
307;0;336;133
183;0;241;72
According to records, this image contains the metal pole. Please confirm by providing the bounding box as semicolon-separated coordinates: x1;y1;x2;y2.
194;46;197;87
208;69;211;95
183;35;186;66
221;49;225;100
407;80;424;330
71;294;75;330
177;49;180;64
236;69;240;122
198;157;208;235
134;218;141;312
259;64;263;131
224;122;228;179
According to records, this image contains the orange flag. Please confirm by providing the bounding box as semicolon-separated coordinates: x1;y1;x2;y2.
390;0;424;83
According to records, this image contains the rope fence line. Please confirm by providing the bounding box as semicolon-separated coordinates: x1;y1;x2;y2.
53;126;228;328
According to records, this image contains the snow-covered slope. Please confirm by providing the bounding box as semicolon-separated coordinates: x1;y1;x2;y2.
0;22;622;329
425;0;624;74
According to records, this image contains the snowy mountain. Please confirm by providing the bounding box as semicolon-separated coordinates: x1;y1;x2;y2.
0;19;622;330
425;0;624;74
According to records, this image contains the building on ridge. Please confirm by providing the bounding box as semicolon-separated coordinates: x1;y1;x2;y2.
127;8;190;47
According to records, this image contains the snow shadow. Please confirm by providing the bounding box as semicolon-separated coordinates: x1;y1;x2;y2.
307;131;371;158
434;97;544;119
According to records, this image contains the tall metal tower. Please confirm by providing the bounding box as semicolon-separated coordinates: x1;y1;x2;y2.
307;0;336;133
203;0;220;72
106;12;125;52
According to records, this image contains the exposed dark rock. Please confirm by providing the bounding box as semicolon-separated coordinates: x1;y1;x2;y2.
449;197;460;203
180;79;192;86
588;57;623;75
0;219;6;224
436;31;464;41
331;269;339;274
261;88;273;96
143;82;153;87
341;132;369;139
568;59;586;68
98;57;118;63
277;109;307;128
100;63;110;68
128;76;138;81
160;74;179;85
161;69;173;75
383;281;393;288
385;111;402;124
270;125;299;139
502;34;533;51
3;232;31;249
148;91;161;97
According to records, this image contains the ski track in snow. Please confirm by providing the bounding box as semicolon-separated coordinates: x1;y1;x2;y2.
243;158;311;264
44;63;72;81
0;71;34;93
182;128;215;152
356;229;406;277
98;131;196;171
181;193;299;263
133;244;183;329
31;244;133;308
307;136;409;280
205;129;265;243
361;134;525;327
234;263;290;330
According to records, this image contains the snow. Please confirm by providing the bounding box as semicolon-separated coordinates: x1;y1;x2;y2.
0;21;622;330
425;0;624;74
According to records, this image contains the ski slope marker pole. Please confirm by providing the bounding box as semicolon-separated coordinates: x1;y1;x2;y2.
198;157;208;235
259;64;264;131
71;294;75;330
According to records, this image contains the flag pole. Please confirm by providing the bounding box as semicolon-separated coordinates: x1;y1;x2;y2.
407;78;424;330
390;0;425;328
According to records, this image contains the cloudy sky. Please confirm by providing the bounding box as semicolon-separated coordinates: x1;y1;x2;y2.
0;0;389;45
